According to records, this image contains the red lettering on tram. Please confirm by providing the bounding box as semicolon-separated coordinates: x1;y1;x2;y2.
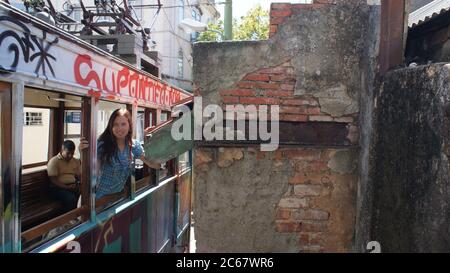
74;54;184;107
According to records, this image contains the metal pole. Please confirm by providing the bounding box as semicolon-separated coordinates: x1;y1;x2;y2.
224;0;232;40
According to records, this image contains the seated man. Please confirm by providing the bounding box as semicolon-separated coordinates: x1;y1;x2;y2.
47;140;81;212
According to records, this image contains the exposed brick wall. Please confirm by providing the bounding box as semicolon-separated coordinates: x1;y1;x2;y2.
194;147;357;253
193;1;374;253
219;61;359;144
274;148;356;253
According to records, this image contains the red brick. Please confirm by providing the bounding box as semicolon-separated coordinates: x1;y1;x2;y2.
269;25;278;35
280;84;295;91
304;161;329;172
293;185;323;197
306;107;321;115
257;82;280;89
244;73;270;82
292;3;327;10
281;106;307;114
271;3;292;10
220;89;256;97
276;209;291;220
282;99;318;106
299;221;328;232
266;90;293;97
270;17;285;25
270;10;292;18
281;114;308;122
299;233;310;245
237;81;254;89
222;96;239;104
276;222;301;233
295;161;329;173
273;150;283;161
256;150;266;160
240;97;279;105
278;197;309;208
293;209;329;220
309;233;324;245
289;173;330;185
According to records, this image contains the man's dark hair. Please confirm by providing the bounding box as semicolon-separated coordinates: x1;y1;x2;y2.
62;140;76;151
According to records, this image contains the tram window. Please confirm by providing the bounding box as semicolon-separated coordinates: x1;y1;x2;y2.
22;107;50;172
158;111;173;181
135;107;157;192
64;110;81;159
21;88;84;249
160;111;169;123
136;108;145;143
95;101;131;210
178;151;191;172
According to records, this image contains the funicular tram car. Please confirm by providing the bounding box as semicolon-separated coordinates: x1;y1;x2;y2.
0;2;193;253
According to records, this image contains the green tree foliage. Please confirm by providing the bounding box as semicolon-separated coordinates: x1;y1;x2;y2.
197;20;226;42
234;4;269;41
196;4;269;42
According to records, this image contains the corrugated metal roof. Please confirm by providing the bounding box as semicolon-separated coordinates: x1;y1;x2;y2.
409;0;450;27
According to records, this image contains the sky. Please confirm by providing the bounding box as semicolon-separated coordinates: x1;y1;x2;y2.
218;0;312;20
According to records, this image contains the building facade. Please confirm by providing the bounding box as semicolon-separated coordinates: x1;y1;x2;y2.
147;0;220;92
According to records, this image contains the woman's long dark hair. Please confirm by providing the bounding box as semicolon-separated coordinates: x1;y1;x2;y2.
98;109;133;166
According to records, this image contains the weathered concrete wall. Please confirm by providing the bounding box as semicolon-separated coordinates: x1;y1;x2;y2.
194;147;358;253
354;4;382;252
193;1;381;252
372;64;450;252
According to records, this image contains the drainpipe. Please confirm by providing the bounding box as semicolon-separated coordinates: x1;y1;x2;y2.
224;0;232;40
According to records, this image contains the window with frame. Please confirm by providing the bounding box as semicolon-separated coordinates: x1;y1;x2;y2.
190;8;201;42
158;111;172;181
22;108;49;169
95;100;130;211
135;107;157;192
20;89;85;251
178;151;191;172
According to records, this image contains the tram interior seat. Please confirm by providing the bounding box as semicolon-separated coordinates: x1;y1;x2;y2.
21;170;64;231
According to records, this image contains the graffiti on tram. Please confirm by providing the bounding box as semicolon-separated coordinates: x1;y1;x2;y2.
74;54;182;107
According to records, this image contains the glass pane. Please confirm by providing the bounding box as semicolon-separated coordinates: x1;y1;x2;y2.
135;108;145;178
22;107;50;165
160;112;168;123
64;110;81;159
178;151;190;172
136;108;145;143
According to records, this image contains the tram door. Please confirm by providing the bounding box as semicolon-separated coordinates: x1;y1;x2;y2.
0;82;20;253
